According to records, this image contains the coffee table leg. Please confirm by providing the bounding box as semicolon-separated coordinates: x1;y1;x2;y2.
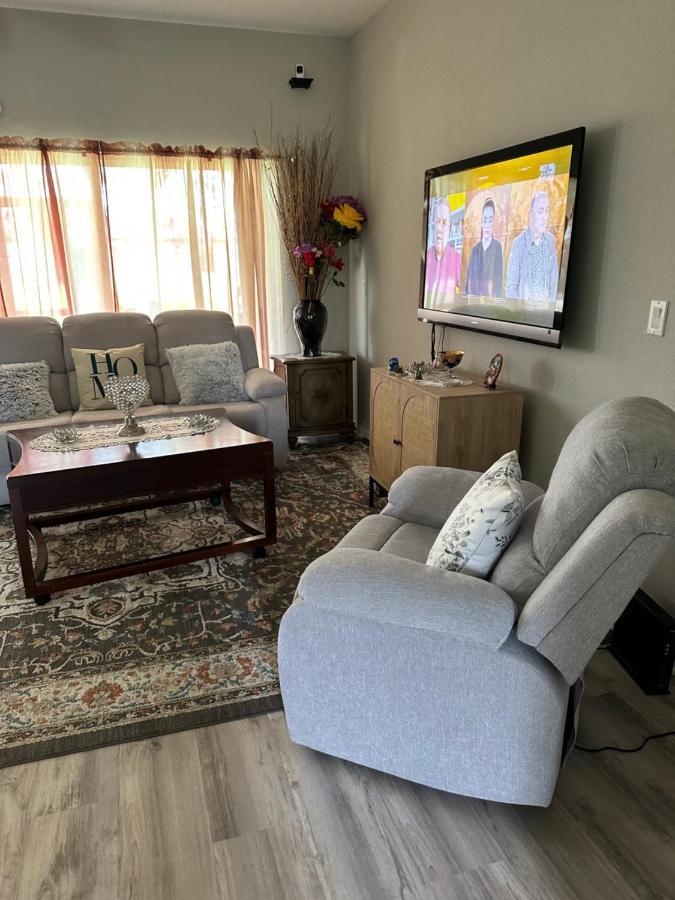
263;450;277;543
9;486;40;600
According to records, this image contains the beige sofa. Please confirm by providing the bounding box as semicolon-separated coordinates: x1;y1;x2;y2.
0;310;288;505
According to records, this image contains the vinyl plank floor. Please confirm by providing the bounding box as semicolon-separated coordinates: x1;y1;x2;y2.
0;650;672;900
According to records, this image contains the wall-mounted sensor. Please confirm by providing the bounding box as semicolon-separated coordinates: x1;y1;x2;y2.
289;65;313;90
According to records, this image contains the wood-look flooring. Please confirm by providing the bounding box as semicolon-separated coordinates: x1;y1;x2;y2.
0;650;673;899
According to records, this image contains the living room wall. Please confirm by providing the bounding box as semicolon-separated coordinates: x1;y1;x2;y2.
0;7;351;352
348;0;675;606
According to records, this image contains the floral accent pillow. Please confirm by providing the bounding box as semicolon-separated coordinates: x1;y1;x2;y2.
426;451;525;578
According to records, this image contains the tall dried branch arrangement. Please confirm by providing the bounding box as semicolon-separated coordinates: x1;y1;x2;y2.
264;125;337;299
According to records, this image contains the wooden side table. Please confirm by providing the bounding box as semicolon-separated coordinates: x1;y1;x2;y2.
272;353;356;449
369;367;523;506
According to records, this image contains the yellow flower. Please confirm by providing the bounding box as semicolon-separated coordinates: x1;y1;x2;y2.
333;203;363;232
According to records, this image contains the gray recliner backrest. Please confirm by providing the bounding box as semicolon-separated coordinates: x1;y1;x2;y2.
516;396;675;683
532;396;675;570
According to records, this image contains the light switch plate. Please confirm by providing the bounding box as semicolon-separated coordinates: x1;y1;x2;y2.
647;300;668;336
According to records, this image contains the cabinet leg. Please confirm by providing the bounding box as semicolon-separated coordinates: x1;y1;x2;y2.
369;476;375;508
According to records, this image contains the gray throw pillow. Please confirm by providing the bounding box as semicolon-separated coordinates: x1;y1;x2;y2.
165;341;248;405
0;361;57;423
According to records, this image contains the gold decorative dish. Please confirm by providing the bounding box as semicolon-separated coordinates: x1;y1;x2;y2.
437;350;464;370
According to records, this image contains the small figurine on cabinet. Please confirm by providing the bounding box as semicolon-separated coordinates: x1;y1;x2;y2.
388;356;403;374
484;352;503;390
408;361;426;381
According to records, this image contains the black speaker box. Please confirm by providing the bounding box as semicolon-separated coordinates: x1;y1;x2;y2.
609;590;674;695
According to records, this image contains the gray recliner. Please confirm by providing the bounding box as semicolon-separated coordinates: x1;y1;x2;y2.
278;397;675;807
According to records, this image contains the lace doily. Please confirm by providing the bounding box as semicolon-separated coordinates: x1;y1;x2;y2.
31;415;221;453
283;352;343;360
392;372;474;387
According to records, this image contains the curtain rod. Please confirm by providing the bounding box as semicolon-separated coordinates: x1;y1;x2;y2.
0;136;266;159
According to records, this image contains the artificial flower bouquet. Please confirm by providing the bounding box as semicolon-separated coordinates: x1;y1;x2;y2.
321;195;368;245
292;240;346;293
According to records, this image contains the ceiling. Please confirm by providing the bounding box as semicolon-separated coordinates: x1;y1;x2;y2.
0;0;389;35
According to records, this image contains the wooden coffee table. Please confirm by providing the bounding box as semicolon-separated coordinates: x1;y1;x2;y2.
7;411;276;605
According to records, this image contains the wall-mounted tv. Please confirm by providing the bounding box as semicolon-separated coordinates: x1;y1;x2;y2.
418;127;585;347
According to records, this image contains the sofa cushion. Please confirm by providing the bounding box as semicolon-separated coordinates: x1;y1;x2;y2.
71;405;169;425
336;514;403;551
0;361;57;423
235;325;260;372
426;451;525;578
154;310;239;404
381;522;439;563
71;344;151;411
490;496;548;610
167;402;266;436
62;313;162;407
166;341;247;405
3;411;73;436
0;316;70;412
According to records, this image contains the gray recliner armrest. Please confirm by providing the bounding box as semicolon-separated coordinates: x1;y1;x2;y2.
295;547;516;649
244;367;287;400
383;465;544;529
383;466;482;529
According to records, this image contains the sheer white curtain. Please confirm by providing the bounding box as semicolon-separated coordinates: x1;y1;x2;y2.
0;139;286;364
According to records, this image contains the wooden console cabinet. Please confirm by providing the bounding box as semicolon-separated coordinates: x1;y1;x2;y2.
272;353;356;449
369;367;523;504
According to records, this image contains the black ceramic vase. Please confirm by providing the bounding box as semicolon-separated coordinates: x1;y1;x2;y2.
293;299;327;357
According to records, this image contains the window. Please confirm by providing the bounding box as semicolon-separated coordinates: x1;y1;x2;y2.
0;140;283;365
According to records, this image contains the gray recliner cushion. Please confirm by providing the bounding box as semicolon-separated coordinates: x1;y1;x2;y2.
533;397;675;570
490;496;548;610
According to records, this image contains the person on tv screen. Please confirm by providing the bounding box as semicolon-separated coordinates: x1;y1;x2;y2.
426;197;461;299
465;198;503;297
505;190;559;301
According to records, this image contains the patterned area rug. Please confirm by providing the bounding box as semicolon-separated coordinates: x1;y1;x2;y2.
0;442;373;767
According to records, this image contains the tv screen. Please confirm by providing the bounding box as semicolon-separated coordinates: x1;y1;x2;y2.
418;127;585;347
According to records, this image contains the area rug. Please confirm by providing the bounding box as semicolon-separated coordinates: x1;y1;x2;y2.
0;442;374;767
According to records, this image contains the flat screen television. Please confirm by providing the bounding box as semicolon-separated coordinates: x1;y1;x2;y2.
418;127;585;347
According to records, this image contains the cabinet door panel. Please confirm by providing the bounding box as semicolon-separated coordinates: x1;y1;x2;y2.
400;390;437;471
296;365;346;427
370;376;401;489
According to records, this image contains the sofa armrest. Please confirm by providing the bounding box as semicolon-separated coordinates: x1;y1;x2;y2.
295;547;516;649
384;465;545;529
245;367;287;401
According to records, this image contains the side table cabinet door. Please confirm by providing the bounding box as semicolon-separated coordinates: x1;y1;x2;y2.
370;375;401;490
400;387;437;473
296;364;346;428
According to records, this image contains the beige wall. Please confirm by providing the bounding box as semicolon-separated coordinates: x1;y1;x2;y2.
348;0;675;607
0;7;351;351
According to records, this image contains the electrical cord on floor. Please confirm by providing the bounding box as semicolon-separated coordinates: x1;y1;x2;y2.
575;729;675;754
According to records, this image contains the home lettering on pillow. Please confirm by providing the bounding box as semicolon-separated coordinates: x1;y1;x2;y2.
71;344;150;411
